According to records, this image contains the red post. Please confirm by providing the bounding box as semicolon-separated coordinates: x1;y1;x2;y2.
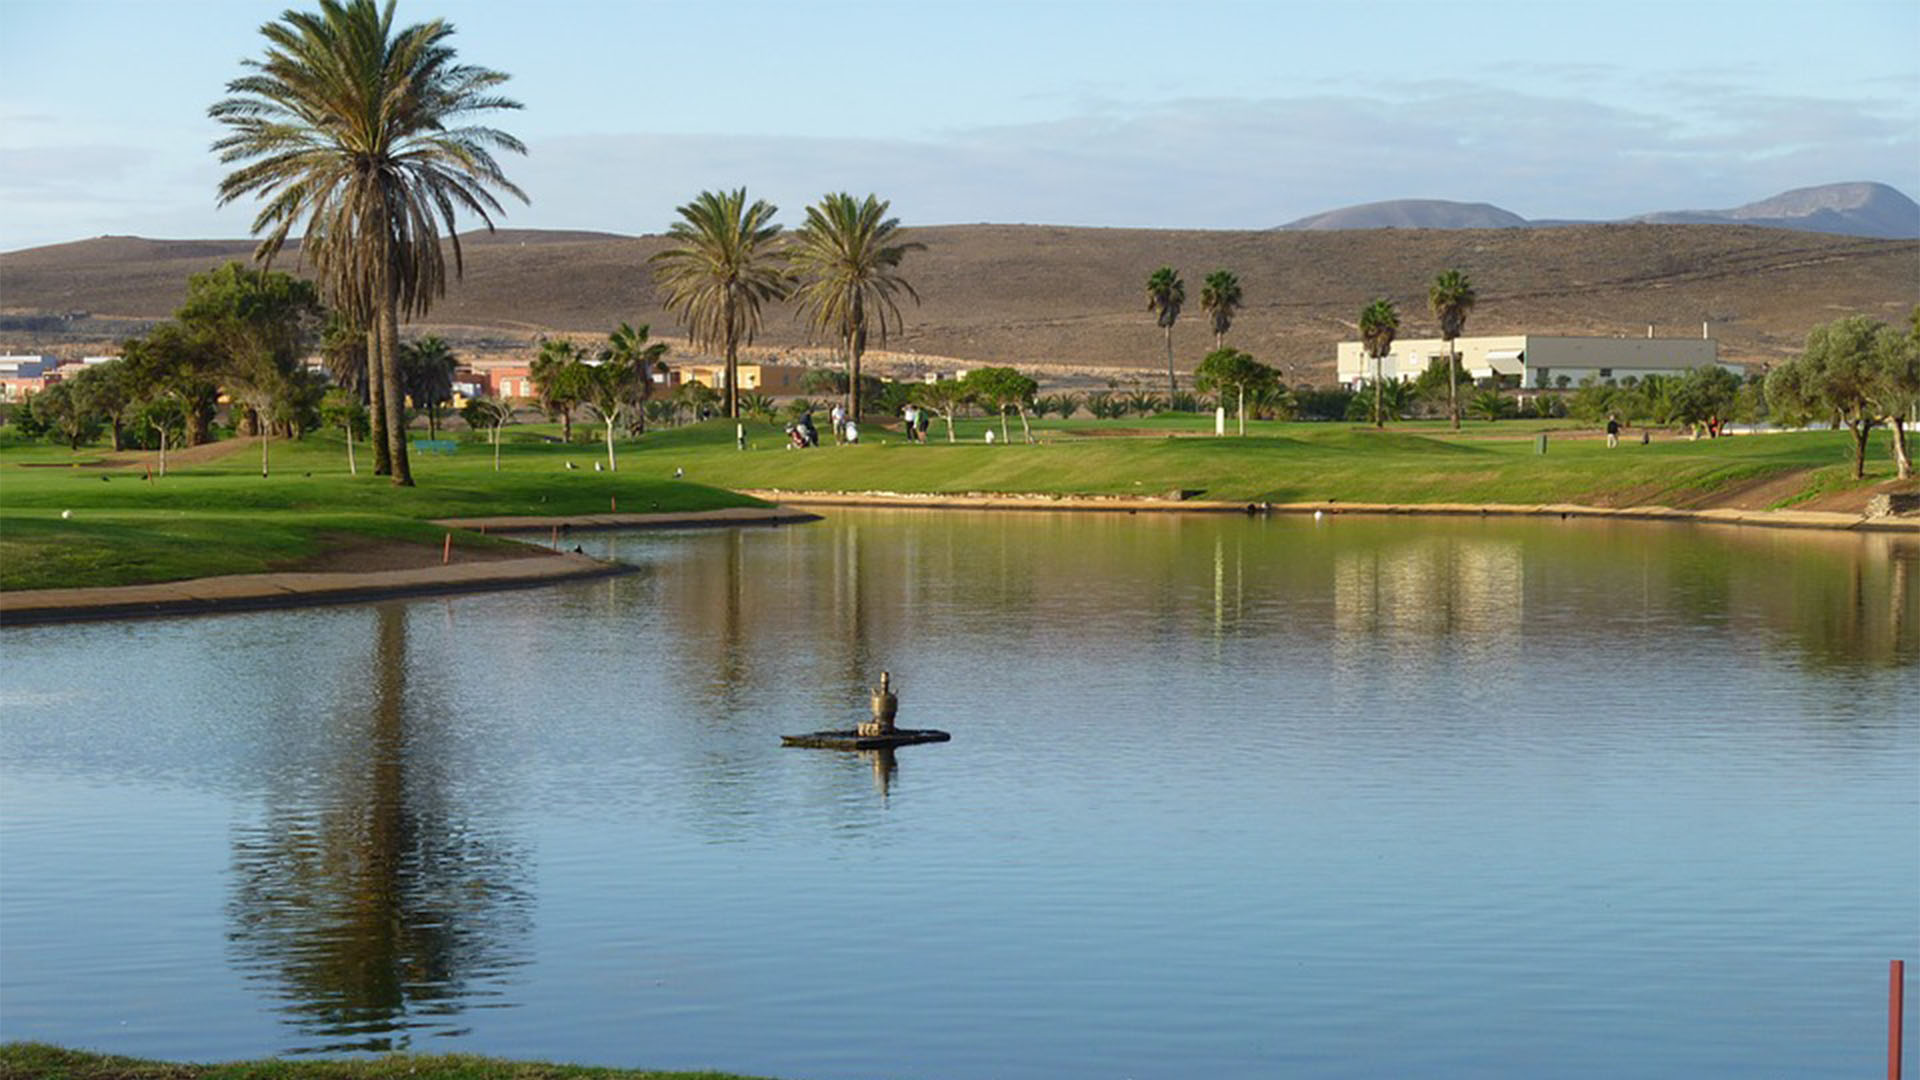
442;532;452;565
1894;959;1906;1080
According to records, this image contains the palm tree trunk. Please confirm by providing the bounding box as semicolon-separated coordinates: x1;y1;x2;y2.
847;329;861;424
1164;324;1176;396
157;424;167;477
1447;340;1460;431
1374;357;1384;429
378;284;413;487
723;292;740;420
368;325;390;475
1238;383;1245;436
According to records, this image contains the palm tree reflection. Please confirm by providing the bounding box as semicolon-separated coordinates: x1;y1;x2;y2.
227;604;531;1053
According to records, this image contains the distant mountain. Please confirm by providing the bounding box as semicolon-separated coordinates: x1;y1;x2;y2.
1279;199;1529;231
1624;182;1920;239
1278;182;1920;239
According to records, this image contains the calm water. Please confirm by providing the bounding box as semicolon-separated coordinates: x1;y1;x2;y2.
2;510;1915;1079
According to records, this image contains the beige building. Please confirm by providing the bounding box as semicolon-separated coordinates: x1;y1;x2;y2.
1336;334;1728;390
671;361;812;396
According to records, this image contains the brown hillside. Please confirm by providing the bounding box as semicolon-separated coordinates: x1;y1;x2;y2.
3;224;1914;382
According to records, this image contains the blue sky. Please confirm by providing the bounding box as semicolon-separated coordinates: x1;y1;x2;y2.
2;0;1915;250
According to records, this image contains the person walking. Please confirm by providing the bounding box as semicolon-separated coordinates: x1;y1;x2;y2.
1606;414;1621;449
903;403;920;443
830;402;846;444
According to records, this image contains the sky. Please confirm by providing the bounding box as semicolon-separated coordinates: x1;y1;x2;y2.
1;0;1916;251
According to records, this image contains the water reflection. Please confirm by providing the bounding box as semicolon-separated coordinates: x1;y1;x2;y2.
225;604;532;1053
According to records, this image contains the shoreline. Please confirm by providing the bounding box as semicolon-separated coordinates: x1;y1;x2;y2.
741;489;1920;533
0;506;818;627
6;495;1913;627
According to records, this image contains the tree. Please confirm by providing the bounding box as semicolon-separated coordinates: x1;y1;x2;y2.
32;382;103;450
1866;314;1919;478
1671;365;1741;436
649;188;789;420
176;261;322;477
1766;315;1883;479
212;0;527;487
318;310;369;400
909;379;971;443
1358;298;1400;429
67;361;136;451
319;387;368;474
1428;269;1476;431
398;336;456;437
120;322;222;470
1200;270;1242;351
787;192;923;424
530;338;590;443
581;322;668;472
1145;266;1185;397
1193;347;1276;435
962;366;1037;444
461;397;514;471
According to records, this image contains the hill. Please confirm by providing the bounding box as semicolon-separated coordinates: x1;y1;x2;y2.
1625;182;1920;239
1279;182;1920;240
3;223;1915;382
1279;200;1529;231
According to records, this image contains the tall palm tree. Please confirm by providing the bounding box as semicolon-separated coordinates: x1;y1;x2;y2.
211;0;526;487
649;188;789;420
1358;297;1400;429
1429;268;1477;431
1146;267;1185;396
1201;270;1242;350
786;193;924;424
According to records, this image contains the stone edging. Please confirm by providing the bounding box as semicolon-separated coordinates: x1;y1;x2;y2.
739;490;1920;533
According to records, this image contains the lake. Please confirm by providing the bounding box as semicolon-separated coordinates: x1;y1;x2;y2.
2;510;1915;1079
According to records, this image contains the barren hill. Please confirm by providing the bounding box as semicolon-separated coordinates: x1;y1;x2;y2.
3;223;1915;382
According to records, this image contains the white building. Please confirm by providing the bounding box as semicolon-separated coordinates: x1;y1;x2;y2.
1335;333;1730;390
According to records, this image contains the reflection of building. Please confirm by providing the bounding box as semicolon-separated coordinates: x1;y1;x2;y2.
1331;537;1524;673
1335;333;1729;390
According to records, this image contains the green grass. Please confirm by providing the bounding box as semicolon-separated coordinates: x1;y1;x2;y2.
2;418;1906;592
0;1043;768;1080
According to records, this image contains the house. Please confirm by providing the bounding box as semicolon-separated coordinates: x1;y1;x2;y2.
1335;331;1732;390
0;355;56;402
670;361;811;396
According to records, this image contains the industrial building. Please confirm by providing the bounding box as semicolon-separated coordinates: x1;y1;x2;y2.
1335;331;1732;390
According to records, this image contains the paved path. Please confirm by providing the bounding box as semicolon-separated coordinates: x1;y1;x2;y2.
741;490;1920;533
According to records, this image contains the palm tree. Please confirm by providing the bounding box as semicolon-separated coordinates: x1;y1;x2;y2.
1429;269;1477;431
211;0;526;487
1146;267;1185;396
649;188;789;420
605;321;667;434
398;335;456;437
1358;297;1400;429
1201;270;1242;351
786;193;924;424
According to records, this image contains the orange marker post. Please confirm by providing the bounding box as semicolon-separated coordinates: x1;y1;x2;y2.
442;532;452;565
1894;959;1906;1080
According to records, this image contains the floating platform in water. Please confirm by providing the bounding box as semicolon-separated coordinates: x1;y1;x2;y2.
781;728;952;750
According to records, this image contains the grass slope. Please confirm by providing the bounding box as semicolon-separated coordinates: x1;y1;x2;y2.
0;1043;767;1080
0;431;762;591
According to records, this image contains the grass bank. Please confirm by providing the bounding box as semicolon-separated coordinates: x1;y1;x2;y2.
3;416;1907;592
0;1043;767;1080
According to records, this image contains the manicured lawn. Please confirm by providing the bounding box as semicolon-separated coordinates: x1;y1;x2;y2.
1;416;1904;591
0;1043;768;1080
